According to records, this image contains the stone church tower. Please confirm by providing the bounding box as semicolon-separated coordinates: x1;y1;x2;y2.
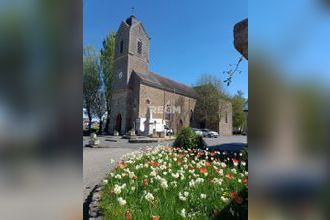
111;16;150;134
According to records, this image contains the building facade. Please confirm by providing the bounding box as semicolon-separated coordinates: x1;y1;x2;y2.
110;16;197;135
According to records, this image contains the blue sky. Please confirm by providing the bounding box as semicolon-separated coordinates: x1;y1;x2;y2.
83;0;248;98
250;0;330;84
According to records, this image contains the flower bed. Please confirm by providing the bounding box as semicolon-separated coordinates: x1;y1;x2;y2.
100;146;248;219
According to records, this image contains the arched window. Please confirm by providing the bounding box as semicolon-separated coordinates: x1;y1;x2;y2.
137;40;142;54
189;109;193;125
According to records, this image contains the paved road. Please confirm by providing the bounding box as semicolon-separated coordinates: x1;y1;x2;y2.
83;136;172;200
83;135;247;201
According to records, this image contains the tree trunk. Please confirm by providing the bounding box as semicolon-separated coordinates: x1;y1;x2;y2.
104;105;111;134
98;119;103;135
87;109;92;134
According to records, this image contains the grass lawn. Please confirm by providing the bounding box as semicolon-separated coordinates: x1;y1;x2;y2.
100;146;248;219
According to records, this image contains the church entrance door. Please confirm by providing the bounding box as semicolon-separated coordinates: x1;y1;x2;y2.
115;114;122;133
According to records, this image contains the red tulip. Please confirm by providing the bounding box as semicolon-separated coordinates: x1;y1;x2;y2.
243;178;248;185
230;192;243;204
199;167;207;174
232;159;239;166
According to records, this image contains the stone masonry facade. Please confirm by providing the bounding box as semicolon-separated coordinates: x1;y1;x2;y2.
110;15;232;136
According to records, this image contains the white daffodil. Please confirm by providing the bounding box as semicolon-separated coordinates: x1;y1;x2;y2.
189;179;195;188
160;180;168;189
115;174;122;179
180;208;186;218
150;170;157;177
170;181;177;188
117;197;127;206
195;178;204;184
221;196;229;203
113;184;121;195
172;173;180;179
200;193;207;199
145;192;155;202
211;178;223;185
178;192;187;201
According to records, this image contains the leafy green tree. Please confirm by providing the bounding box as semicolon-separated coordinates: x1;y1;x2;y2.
94;91;106;134
100;32;116;134
194;74;229;130
83;46;100;133
231;90;246;131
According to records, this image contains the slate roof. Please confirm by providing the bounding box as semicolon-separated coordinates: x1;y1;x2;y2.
133;71;197;99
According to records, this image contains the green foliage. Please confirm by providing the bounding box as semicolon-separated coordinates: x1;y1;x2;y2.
194;74;229;129
194;134;207;149
83;46;101;132
231;90;246;131
100;32;116;103
100;32;116;133
173;127;206;149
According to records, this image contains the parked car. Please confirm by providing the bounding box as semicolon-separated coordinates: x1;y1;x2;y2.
192;128;203;136
164;125;173;136
207;130;219;138
201;129;219;138
201;129;211;137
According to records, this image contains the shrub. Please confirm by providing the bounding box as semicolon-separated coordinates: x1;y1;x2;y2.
195;134;207;149
173;127;206;149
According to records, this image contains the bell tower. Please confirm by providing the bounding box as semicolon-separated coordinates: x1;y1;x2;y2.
111;15;150;134
112;15;150;91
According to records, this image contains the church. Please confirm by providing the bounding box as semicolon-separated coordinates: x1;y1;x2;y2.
110;15;232;136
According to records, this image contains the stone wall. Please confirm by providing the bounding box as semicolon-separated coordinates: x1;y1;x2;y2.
110;90;128;134
218;101;233;135
138;84;196;133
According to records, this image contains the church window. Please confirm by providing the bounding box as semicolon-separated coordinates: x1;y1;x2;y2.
120;40;124;53
137;40;142;54
225;112;228;123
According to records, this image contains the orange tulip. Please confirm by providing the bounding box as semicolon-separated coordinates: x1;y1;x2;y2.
226;173;233;180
